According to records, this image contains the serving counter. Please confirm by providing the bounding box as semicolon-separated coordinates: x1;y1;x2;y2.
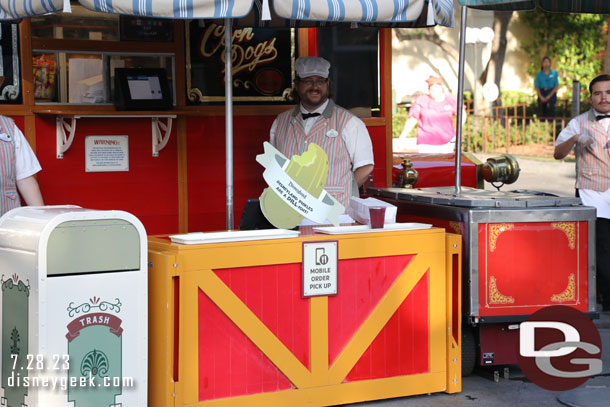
148;226;461;407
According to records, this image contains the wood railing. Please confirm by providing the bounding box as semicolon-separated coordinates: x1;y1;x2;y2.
463;103;570;154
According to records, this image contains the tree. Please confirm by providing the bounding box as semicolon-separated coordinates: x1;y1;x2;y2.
519;8;607;102
480;12;514;96
604;17;610;73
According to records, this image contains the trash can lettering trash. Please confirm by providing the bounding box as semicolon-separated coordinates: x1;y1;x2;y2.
0;206;147;407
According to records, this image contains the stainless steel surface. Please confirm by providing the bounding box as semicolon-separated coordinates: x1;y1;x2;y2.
469;219;479;316
573;80;581;190
454;5;468;196
468;206;596;222
572;80;581;117
225;18;234;230
370;186;581;208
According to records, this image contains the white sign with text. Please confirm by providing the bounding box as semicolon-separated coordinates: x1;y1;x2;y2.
85;135;129;172
302;241;338;297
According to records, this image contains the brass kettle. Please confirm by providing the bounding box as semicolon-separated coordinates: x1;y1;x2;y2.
398;159;419;188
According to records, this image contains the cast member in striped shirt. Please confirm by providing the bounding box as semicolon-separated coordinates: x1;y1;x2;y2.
269;57;374;210
554;74;610;311
0;76;44;216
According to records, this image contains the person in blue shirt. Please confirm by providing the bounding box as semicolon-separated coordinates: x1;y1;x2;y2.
534;56;559;118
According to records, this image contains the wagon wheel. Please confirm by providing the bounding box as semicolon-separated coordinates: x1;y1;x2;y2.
462;326;478;377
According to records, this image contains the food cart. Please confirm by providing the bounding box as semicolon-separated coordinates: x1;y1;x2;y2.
1;0;468;406
1;0;605;404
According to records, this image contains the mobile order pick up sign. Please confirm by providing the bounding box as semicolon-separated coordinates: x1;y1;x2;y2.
302;241;338;297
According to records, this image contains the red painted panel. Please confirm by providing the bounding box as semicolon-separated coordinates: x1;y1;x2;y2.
327;255;415;365
198;289;293;401
478;221;589;316
27;112;389;235
346;272;429;380
392;153;480;188
214;264;310;370
368;126;387;188
479;323;520;366
34;116;179;234
186;116;272;232
10;116;25;129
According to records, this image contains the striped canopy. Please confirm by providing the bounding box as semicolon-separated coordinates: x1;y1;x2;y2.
0;0;455;27
458;0;610;13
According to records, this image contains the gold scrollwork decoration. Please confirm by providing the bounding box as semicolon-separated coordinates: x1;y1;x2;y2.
489;223;514;252
489;276;515;304
550;273;576;302
234;79;254;89
551;222;576;250
188;87;204;102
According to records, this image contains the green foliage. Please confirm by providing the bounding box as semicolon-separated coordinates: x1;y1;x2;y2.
519;8;607;102
392;106;409;138
500;90;535;107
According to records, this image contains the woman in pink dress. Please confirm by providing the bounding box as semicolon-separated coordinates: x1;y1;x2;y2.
398;76;463;153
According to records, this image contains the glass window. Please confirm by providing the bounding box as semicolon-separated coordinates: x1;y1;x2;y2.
32;52;174;105
318;27;380;117
31;5;120;41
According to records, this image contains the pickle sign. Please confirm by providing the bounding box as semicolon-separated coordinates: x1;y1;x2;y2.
256;142;344;227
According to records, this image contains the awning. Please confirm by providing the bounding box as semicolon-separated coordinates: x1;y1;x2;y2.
1;0;455;27
458;0;610;13
0;0;256;20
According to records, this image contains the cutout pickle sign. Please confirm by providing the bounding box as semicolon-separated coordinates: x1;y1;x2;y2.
256;142;345;229
187;22;295;103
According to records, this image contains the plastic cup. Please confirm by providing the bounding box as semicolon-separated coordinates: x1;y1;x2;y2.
369;206;386;229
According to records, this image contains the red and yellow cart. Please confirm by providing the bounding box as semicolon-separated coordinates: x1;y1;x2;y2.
148;227;462;406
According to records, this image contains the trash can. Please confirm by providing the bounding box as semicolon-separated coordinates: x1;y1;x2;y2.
0;206;147;407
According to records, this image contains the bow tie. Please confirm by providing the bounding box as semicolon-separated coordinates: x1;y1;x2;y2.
302;112;321;120
596;114;610;121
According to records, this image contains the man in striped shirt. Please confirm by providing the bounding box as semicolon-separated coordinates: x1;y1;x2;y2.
269;57;374;210
0;76;44;216
554;74;610;311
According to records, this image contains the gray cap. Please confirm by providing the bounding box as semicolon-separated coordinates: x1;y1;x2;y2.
295;57;330;79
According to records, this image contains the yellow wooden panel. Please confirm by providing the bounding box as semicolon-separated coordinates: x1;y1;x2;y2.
150;229;446;271
428;247;447;374
191;371;447;407
310;296;329;385
445;234;463;394
179;268;200;405
148;250;177;407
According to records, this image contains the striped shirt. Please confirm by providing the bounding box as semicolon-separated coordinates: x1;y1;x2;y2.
556;109;610;218
270;100;373;208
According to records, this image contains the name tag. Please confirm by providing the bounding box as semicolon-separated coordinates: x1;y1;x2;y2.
326;129;338;138
0;133;11;142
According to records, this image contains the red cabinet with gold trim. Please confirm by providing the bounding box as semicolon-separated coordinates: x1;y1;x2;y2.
370;186;596;371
